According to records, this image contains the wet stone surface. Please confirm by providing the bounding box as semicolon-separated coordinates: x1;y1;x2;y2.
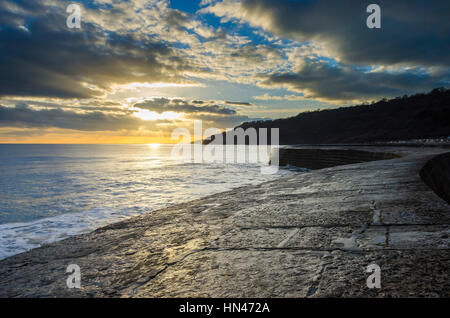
0;146;449;297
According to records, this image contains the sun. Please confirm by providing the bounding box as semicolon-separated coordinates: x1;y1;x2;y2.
134;109;183;121
147;143;161;149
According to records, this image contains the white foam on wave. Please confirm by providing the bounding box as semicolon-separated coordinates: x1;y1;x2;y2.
0;207;142;260
0;144;298;260
0;166;297;260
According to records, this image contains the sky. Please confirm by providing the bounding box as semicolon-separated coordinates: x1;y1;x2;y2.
0;0;449;143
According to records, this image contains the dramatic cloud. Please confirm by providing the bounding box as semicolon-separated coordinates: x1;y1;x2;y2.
259;60;450;103
253;94;305;101
225;101;252;106
134;98;237;115
186;113;257;128
0;103;152;131
0;0;203;99
0;100;255;133
203;0;450;67
0;0;449;142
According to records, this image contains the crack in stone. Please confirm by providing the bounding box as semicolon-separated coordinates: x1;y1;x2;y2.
306;253;331;297
386;226;390;247
238;223;450;230
127;265;168;297
127;248;207;296
277;229;300;248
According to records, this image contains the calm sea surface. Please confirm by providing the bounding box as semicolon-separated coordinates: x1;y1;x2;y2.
0;144;294;259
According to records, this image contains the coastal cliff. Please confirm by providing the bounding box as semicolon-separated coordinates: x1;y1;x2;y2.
205;88;450;145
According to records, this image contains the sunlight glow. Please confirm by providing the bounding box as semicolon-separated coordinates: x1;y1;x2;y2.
134;109;183;121
147;143;161;149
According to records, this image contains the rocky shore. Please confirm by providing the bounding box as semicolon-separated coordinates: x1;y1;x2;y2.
0;146;449;297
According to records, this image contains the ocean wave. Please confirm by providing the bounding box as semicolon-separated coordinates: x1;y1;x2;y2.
0;207;142;260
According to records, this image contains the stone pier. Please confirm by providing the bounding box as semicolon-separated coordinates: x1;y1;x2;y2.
0;146;449;297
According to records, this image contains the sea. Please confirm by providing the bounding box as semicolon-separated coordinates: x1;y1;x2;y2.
0;144;295;259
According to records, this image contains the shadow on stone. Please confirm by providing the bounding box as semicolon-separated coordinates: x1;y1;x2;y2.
420;152;450;204
273;148;401;170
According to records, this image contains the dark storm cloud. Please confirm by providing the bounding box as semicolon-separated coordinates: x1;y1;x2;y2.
260;60;450;102
0;1;193;99
225;101;252;106
0;98;132;114
187;113;259;128
0;103;151;131
0;102;255;132
134;98;237;115
210;0;450;67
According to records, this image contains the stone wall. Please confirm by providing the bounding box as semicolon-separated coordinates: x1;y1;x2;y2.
420;152;450;204
273;148;400;170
